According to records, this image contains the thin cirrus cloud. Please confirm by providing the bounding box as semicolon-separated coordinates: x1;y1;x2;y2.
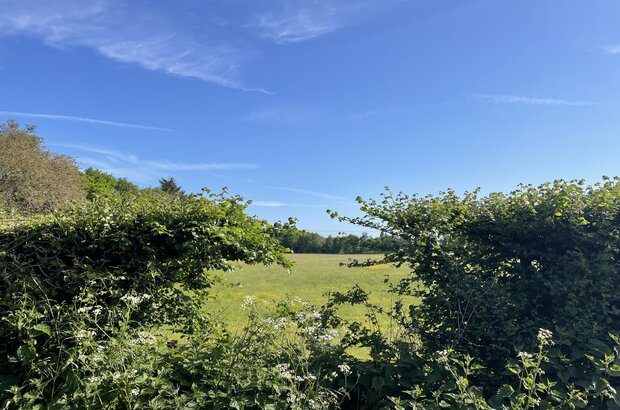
0;0;405;91
250;201;328;208
57;143;257;183
468;94;599;106
254;0;400;44
350;110;381;120
349;106;399;120
0;110;172;132
241;104;320;122
600;44;620;55
255;4;341;44
251;201;286;207
0;0;263;92
268;186;348;202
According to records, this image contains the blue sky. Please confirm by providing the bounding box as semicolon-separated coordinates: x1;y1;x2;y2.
1;0;619;234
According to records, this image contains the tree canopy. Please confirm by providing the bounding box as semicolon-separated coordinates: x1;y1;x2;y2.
82;167;139;199
0;120;84;215
159;176;185;196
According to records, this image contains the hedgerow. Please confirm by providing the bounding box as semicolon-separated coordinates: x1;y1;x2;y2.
0;190;346;408
2;179;620;409
329;178;620;408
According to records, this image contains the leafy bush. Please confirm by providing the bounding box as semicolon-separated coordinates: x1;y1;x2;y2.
2;294;353;409
0;190;295;407
330;179;620;407
3;178;620;408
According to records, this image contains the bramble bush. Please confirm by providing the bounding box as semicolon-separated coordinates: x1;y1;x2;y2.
329;178;620;408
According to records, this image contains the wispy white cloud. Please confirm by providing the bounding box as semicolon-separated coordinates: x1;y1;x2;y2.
249;200;327;208
56;143;257;183
350;109;381;120
255;4;340;43
254;0;401;44
0;0;406;90
242;104;320;122
349;105;399;120
0;0;265;92
468;94;598;106
268;186;347;202
0;110;172;131
251;201;286;207
600;44;620;55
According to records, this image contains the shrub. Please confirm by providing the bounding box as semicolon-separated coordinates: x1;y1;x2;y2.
0;190;292;407
330;179;620;407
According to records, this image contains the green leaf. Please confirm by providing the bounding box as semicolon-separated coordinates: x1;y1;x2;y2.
17;344;36;364
496;385;515;398
32;323;52;337
372;376;385;391
609;363;620;377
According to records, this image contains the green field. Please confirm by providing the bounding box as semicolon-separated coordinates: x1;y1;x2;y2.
208;253;414;330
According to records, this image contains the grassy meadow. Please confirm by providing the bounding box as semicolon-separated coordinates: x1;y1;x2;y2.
207;253;415;331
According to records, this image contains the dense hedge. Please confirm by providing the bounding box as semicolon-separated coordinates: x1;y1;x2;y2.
1;180;619;409
0;191;309;407
331;179;620;407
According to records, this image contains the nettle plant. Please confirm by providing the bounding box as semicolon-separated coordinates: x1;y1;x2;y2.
0;189;295;407
330;178;620;407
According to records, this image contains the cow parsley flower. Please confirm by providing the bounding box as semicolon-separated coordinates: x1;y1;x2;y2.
338;364;351;376
537;328;554;346
121;293;151;306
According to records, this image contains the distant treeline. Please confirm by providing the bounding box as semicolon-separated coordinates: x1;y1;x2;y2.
275;229;401;254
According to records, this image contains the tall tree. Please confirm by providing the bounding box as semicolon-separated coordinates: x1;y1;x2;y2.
159;176;185;196
82;168;139;199
0;120;84;215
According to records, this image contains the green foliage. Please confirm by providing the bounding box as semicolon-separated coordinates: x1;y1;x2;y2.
0;189;292;407
159;176;185;197
2;297;350;409
3;176;620;408
207;254;412;334
274;222;401;254
328;179;620;407
384;330;620;409
0;120;85;215
82;167;139;199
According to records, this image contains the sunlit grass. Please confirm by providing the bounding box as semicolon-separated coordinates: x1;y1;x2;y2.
206;254;416;333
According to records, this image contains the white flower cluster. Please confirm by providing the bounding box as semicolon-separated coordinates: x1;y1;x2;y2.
276;363;294;380
75;329;96;340
132;331;156;345
131;388;140;396
338;364;352;376
517;351;534;360
102;214;114;230
241;295;256;309
275;363;317;383
77;305;103;316
303;326;339;343
120;292;152;306
286;392;300;405
537;328;554;346
262;317;288;330
294;310;321;322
